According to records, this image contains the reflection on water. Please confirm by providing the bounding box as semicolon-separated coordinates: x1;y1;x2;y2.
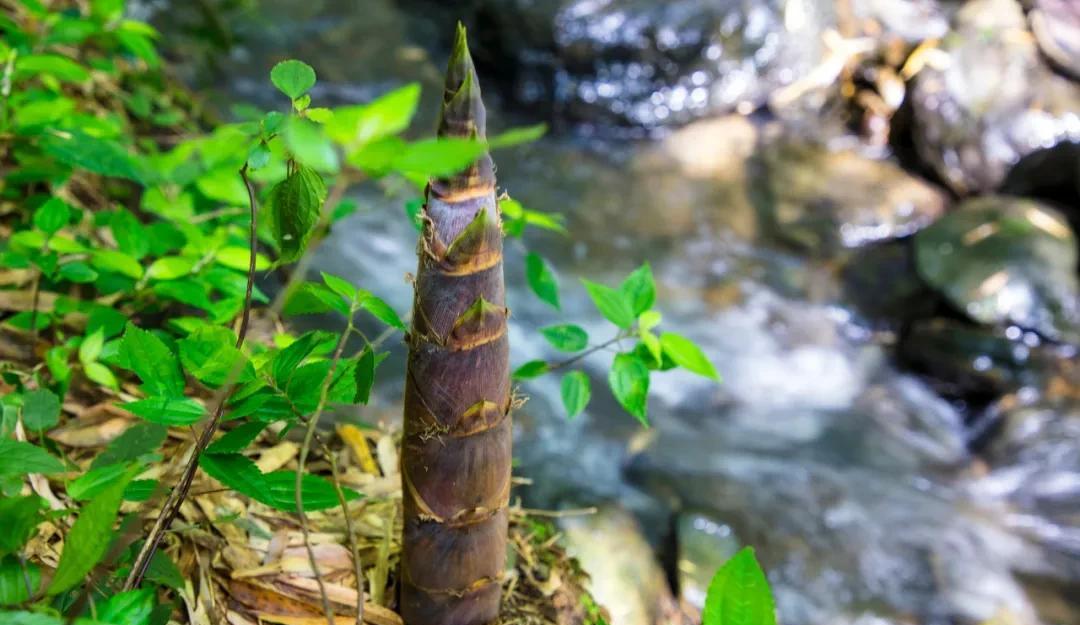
147;0;1080;623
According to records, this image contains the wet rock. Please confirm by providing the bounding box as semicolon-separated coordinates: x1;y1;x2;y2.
1030;0;1080;79
851;0;952;43
840;240;940;330
975;391;1080;562
759;139;948;255
675;511;741;610
914;196;1080;344
627;433;1046;625
910;0;1080;195
559;506;681;625
899;318;1049;400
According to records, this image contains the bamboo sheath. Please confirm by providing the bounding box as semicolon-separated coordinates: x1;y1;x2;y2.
399;24;511;625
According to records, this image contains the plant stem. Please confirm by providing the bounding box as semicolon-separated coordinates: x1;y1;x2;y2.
123;164;260;590
546;333;627;372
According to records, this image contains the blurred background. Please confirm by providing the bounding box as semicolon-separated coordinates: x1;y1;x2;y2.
134;1;1080;624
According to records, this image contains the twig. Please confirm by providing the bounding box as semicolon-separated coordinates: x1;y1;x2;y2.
295;304;358;624
123;164;260;590
323;438;365;625
545;334;626;373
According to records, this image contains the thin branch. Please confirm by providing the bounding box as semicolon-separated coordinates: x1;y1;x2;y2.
545;333;626;373
123;164;260;590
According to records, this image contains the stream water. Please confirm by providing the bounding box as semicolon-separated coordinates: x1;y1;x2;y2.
142;0;1080;623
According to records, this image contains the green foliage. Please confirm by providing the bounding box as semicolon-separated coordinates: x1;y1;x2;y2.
702;547;776;625
560;372;591;419
0;440;66;477
269;165;327;263
200;453;359;512
47;466;138;595
270;60;317;100
21;390;60;430
0;496;47;557
526;253;560;310
541;324;589;352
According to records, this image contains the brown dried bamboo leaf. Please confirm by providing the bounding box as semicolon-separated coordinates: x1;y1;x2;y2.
227;579;323;617
49;416;129;447
337;424;380;475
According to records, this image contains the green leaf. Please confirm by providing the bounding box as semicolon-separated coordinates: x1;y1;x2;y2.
110;209;149;259
357;291;405;330
206;421;267;454
620;263;656;316
269;165;327;263
0;440;66;477
609;353;650;425
57;262;98;283
282;282;349;316
583;279;636;329
353;347;377;405
84;362;119;390
488;123;547;149
325;83;420;147
270;60;316;100
0;496;46;556
16;54;89;82
120;323;185;397
271;331;327;387
321;272;357;301
283;117;339;172
195;167;248;205
560;371;591;419
702;547;776;625
391;137;487;177
91;249;143;279
79;328;105;365
526;253;560;310
146;256;196;280
199;453;270;504
215;246;271;271
121;397;205;426
21;389;60;431
660;332;720;381
42;131;146;183
145;550;184;590
91;423;167;469
247;143;271;170
47;465;138;595
0;557;41;605
68;462;135;500
512;360;550;380
540;324;589;352
179;326;253;388
33;198;71;235
97;588;155;625
262;471;360;512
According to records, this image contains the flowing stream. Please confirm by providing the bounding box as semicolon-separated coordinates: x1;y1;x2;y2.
143;0;1080;623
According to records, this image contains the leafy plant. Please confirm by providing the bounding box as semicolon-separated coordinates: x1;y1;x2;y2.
702;547;777;625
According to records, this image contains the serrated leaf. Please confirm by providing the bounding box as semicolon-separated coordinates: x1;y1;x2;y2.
271;331;327;387
321;272;357;301
97;588;155;625
512;360;549;380
21;389;60;430
660;332;720;381
206;421;267;454
526;253;560;310
199;453;271;504
357;290;406;330
583;279;635;329
121;397;205;425
702;547;776;625
146;256;196;280
270;60;316;100
488;123;547;149
42;130;146;183
0;496;46;556
326;83;420;147
0;440;66;477
33;198;71;235
269;165;326;263
0;557;41;605
120;323;184;397
57;262;98;283
540;324;589;352
283;282;349;316
91;423;167;469
179;326;253;388
354;347;377;405
609;353;649;425
145;550;184;590
47;466;138;595
620;263;656;316
262;471;360;512
68;462;135;500
560;371;591;419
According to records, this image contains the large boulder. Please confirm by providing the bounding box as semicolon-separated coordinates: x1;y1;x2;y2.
914;196;1080;344
910;0;1080;194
